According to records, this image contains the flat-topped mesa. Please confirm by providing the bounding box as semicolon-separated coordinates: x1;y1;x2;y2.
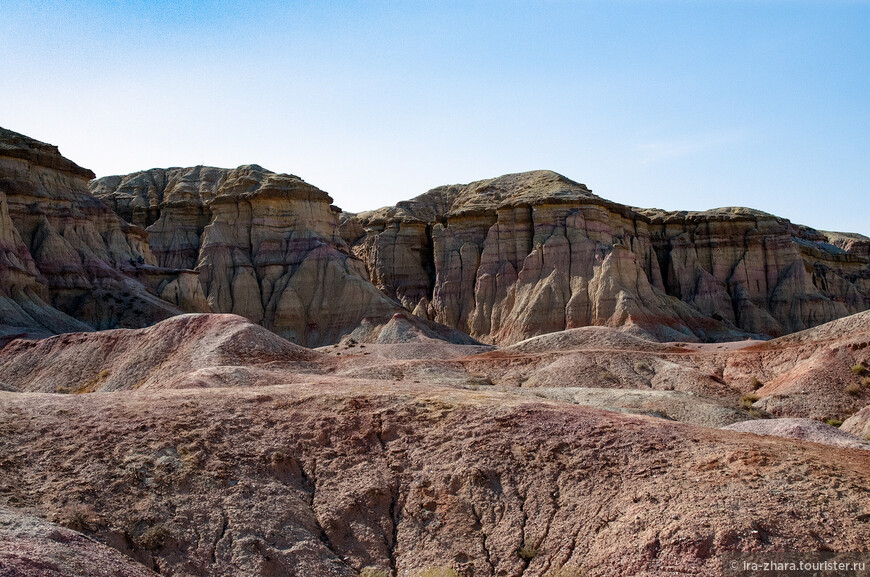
349;170;870;344
93;165;473;347
0;127;193;337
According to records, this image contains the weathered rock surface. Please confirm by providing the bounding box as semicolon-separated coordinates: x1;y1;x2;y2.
0;127;191;337
722;417;870;450
349;171;870;344
523;387;752;428
0;507;158;577
842;406;870;439
91;166;475;347
1;385;868;577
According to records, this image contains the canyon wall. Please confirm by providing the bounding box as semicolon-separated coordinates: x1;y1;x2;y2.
346;171;870;344
91;166;473;347
0;127;189;338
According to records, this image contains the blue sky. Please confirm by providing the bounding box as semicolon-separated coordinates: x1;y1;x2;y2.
2;1;868;234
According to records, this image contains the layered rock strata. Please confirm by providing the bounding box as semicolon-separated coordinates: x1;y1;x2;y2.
348;171;870;344
91;166;474;347
0;127;192;336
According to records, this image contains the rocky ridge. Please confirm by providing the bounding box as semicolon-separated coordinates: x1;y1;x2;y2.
346;171;870;345
0;127;194;338
91;166;474;347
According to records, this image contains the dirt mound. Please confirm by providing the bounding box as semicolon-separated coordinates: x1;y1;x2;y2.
0;314;323;393
722;418;870;450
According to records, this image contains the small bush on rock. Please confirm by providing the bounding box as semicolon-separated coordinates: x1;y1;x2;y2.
140;524;170;551
851;363;868;375
517;544;538;561
741;393;759;409
845;382;863;396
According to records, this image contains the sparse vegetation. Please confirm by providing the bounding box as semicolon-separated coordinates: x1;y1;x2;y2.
360;568;390;577
825;418;843;427
845;382;863;396
419;568;461;577
599;370;616;382
517;543;538;561
741;393;759;409
863;377;870;388
633;361;650;373
750;376;764;390
467;375;494;387
140;524;170;551
58;504;95;532
851;363;868;376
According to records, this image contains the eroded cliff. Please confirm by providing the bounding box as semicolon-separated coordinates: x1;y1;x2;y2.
347;171;870;344
91;166;474;347
0;127;190;337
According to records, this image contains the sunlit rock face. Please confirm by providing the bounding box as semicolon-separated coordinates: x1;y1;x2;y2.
0;127;185;338
92;165;476;347
347;170;870;344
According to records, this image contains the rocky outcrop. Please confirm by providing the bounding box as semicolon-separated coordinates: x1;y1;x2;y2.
0;507;159;577
723;418;870;450
91;166;476;347
349;171;870;344
0;127;194;337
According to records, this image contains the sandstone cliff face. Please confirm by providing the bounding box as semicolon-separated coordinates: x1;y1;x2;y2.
349;171;870;344
0;127;192;337
92;166;474;347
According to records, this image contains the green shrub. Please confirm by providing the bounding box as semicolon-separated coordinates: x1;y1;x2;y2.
845;382;863;396
825;418;843;427
360;568;390;577
517;544;538;561
741;393;759;409
851;363;868;376
140;524;170;551
59;505;94;532
750;376;764;390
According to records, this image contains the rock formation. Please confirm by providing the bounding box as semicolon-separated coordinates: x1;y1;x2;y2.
91;166;476;347
0;127;195;337
348;171;870;344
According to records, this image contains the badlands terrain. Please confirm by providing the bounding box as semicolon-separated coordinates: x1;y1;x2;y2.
1;126;869;576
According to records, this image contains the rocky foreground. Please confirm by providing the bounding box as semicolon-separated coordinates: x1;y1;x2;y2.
1;313;869;576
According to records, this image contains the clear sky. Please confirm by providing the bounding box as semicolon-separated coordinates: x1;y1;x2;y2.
2;1;868;234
